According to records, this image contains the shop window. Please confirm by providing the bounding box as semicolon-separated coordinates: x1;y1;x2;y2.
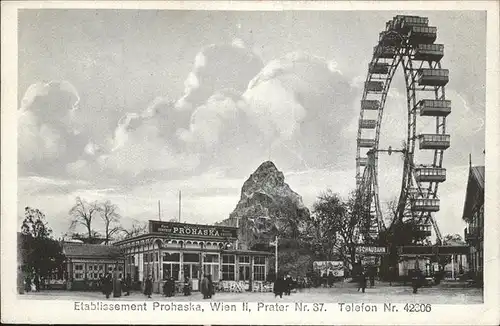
163;263;180;281
254;256;266;265
222;265;235;281
239;256;250;264
239;265;251;281
163;252;180;262
184;253;200;263
222;254;235;264
204;254;219;263
253;266;265;281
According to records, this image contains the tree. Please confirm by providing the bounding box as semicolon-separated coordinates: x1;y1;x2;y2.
99;200;121;245
307;190;362;269
20;207;65;282
68;197;100;238
117;220;148;239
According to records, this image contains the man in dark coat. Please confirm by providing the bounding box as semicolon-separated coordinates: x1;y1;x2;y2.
163;279;170;297
183;276;192;296
357;270;367;293
201;274;210;299
102;273;113;299
124;273;131;296
285;274;293;295
411;268;424;294
144;275;153;298
273;275;285;298
369;267;376;287
327;271;334;288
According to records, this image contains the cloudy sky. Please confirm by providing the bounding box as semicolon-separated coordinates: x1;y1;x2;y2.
17;9;485;239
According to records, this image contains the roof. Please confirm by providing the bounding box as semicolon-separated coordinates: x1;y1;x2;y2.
471;166;485;190
462;165;485;222
62;242;123;259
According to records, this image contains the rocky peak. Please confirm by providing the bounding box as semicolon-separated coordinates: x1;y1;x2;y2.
219;161;310;249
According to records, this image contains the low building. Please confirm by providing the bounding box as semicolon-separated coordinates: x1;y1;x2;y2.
113;220;273;293
62;242;125;291
462;164;484;283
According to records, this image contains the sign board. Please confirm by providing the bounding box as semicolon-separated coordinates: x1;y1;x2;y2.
149;221;238;239
356;246;388;255
313;261;344;277
398;245;470;256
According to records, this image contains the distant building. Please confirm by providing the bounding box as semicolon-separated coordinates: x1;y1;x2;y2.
462;164;484;283
62;242;124;290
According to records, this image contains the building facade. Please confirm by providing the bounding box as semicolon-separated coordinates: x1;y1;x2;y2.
113;220;272;293
62;242;125;291
462;165;484;283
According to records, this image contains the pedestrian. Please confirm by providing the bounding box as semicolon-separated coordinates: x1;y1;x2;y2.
285;274;293;295
163;278;170;297
183;276;192;296
273;274;285;298
24;276;32;293
357;270;367;293
201;274;210;299
33;275;40;292
144;275;153;299
102;273;112;299
124;273;131;296
327;271;334;288
207;274;214;298
321;272;328;288
369;267;375;287
411;268;423;294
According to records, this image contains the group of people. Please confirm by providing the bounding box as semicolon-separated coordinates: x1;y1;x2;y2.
143;274;212;299
161;276;192;297
273;274;294;298
24;275;41;292
101;273;132;299
320;271;336;288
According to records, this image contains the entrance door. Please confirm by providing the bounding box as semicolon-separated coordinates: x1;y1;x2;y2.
183;264;200;291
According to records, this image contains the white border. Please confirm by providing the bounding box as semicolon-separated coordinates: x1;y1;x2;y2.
2;1;499;325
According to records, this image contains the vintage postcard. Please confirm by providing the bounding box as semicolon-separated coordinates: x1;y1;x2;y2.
1;1;499;325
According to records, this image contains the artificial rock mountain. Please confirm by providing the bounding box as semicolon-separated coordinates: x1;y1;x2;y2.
219;161;310;249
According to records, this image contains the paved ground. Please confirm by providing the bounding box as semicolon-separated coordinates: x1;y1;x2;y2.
21;283;483;304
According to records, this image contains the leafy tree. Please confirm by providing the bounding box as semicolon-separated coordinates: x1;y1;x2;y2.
69;197;100;238
307;190;363;269
20;207;65;282
99;200;121;245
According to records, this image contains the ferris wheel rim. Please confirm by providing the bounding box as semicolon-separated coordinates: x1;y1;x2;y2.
355;15;449;244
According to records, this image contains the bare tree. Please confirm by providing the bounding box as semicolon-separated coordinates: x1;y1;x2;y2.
99;200;121;245
68;197;100;238
117;220;148;239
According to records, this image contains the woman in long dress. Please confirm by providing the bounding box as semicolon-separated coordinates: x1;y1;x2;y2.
144;276;153;299
201;275;210;299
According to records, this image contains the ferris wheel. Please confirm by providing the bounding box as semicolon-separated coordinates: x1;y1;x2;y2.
355;15;449;245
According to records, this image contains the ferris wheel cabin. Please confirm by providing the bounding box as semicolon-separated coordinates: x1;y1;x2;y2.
415;167;447;182
414;223;432;237
369;62;390;74
359;119;377;129
414;44;444;62
358;138;376;148
373;46;396;58
361;99;380;110
418;134;451;150
365;81;384;93
411;198;440;212
418;99;451;117
417;69;449;87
